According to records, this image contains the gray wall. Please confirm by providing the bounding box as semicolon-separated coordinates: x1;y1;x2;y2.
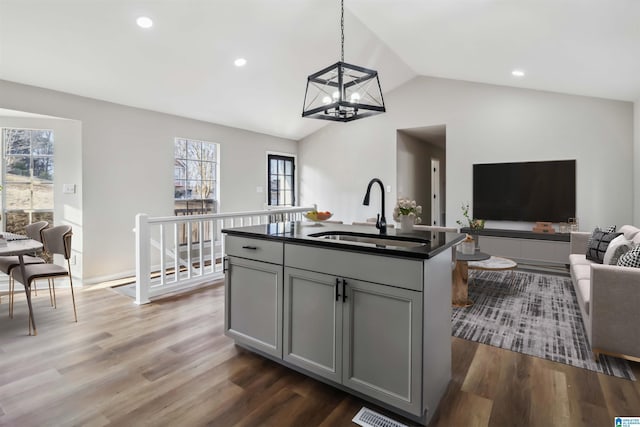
299;76;634;231
0;80;297;284
396;131;445;226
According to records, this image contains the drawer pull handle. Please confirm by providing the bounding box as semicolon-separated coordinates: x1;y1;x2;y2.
241;245;258;250
342;279;348;302
335;278;341;301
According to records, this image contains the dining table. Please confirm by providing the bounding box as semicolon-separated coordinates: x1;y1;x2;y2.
0;236;44;335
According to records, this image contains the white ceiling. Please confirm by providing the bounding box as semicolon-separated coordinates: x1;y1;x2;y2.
1;1;639;141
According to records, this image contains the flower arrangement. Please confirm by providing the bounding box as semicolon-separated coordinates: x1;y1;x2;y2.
456;203;485;230
393;198;422;224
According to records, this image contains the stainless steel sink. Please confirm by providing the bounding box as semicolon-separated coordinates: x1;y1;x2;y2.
309;231;429;249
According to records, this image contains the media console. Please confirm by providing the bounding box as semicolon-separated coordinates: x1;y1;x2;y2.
460;227;570;266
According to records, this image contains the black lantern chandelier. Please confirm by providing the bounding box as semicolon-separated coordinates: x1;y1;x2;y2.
302;0;386;122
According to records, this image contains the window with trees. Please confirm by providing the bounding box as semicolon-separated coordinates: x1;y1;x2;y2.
268;154;295;206
1;128;54;234
174;138;219;215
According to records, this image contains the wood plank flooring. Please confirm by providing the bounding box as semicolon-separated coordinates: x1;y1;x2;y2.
1;283;639;426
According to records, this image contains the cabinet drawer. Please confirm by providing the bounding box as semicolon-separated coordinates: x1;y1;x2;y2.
225;235;283;264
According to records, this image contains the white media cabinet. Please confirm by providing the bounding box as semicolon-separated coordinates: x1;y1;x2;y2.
461;228;570;266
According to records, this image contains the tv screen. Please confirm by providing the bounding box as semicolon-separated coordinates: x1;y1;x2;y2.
473;160;576;222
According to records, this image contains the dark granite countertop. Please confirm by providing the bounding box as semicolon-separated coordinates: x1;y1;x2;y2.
222;221;465;260
460;227;571;242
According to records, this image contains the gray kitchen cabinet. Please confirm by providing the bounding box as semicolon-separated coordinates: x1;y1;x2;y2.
283;263;423;415
224;235;284;359
342;278;422;415
283;267;343;383
222;224;460;426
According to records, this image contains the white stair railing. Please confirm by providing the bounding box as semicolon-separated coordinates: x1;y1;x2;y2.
134;206;314;304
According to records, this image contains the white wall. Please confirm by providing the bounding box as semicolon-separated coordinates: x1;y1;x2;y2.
0;80;297;284
634;100;640;225
299;76;634;231
0;115;83;282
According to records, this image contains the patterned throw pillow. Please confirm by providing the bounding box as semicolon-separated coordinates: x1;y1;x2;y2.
617;244;640;268
586;230;622;264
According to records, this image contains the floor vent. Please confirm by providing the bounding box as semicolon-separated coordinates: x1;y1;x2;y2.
352;407;408;427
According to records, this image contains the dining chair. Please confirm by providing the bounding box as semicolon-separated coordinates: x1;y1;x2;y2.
13;225;76;335
0;221;49;318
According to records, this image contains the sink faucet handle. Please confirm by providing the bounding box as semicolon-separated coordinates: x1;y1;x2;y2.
375;213;381;230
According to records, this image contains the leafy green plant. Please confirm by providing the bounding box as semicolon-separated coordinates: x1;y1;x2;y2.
456;203;485;230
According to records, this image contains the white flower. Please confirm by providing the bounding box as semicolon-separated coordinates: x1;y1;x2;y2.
394;198;422;224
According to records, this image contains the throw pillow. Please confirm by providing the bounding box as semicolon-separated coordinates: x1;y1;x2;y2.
586;225;617;252
586;230;622;264
603;234;632;265
617;244;640;268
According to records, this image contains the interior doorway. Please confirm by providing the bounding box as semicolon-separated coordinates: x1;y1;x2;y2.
396;125;446;227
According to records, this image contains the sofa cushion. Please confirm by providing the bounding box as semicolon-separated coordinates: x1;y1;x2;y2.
572;263;591;281
603;234;632;265
618;225;640;240
569;253;591;266
617;244;640;268
576;278;591;315
586;230;622;264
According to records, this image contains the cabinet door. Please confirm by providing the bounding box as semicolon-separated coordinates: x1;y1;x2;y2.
283;267;343;383
342;279;423;416
225;256;282;358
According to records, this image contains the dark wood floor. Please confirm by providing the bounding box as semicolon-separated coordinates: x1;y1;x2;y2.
1;282;638;426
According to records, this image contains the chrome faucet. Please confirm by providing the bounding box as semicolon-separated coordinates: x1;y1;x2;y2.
362;178;387;235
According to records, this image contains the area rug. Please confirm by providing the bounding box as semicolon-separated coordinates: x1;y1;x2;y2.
452;270;636;380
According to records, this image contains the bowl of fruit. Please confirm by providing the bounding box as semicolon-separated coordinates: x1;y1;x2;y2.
304;210;333;222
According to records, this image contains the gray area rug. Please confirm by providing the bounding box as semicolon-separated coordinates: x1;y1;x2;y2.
452;270;636;380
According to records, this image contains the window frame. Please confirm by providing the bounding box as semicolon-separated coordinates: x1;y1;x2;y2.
1;127;55;232
267;152;296;207
174;137;220;215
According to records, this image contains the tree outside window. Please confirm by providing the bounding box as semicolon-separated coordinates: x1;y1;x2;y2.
174;138;219;215
2;128;54;234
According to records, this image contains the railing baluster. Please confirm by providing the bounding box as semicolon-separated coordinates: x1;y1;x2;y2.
198;220;204;277
160;223;166;286
174;222;179;283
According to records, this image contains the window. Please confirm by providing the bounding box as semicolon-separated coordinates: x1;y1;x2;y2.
1;128;54;233
174;138;219;215
268;154;295;206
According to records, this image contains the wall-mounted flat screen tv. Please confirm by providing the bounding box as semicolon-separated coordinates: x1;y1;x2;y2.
473;160;576;222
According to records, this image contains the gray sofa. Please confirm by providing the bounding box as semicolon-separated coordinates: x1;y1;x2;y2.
569;225;640;362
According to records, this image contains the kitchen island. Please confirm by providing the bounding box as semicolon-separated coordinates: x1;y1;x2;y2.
222;222;464;425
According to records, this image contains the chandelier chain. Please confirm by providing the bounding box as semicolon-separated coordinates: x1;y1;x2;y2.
340;0;344;62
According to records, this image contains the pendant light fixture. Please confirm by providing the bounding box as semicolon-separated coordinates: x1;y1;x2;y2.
302;0;386;122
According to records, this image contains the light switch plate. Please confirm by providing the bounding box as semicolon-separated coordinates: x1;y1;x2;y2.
63;184;76;194
256;186;263;193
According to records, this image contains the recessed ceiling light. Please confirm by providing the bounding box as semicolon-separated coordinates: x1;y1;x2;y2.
512;69;525;77
136;16;153;29
234;58;247;67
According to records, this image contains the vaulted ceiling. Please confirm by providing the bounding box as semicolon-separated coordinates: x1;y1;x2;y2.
1;0;639;141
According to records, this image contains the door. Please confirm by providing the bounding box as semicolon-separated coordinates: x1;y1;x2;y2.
342;279;423;415
225;256;283;358
283;267;343;383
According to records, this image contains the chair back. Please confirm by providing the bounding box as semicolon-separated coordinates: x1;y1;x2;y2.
25;221;49;242
42;225;73;259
